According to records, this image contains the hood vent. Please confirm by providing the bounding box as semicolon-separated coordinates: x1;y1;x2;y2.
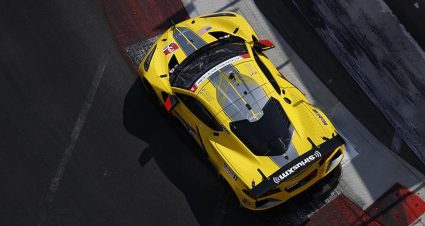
230;98;292;156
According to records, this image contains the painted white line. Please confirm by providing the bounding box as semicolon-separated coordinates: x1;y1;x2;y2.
338;131;360;166
341;141;360;167
46;54;108;203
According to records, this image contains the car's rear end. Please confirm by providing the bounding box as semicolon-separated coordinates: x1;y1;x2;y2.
240;135;345;210
192;49;346;210
219;108;346;210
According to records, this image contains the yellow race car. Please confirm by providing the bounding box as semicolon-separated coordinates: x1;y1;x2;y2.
138;12;345;210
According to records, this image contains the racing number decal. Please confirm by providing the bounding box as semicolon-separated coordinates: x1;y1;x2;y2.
163;43;179;55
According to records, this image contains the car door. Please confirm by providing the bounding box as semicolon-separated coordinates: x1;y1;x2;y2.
171;87;223;160
170;88;200;142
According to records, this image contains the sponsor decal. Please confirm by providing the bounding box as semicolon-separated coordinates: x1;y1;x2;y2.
198;88;213;101
189;84;198;92
285;182;298;190
240;53;250;59
272;151;321;184
162;43;179;55
197;25;212;35
312;109;328;125
224;163;238;181
175;113;197;138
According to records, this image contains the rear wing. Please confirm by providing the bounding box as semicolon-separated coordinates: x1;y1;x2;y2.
249;134;344;198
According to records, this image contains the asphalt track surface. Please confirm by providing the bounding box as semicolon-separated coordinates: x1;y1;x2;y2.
255;0;425;173
383;0;425;50
1;0;419;225
254;0;395;147
0;0;269;225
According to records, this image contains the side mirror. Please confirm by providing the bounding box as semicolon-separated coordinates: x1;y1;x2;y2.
164;94;179;112
254;39;275;51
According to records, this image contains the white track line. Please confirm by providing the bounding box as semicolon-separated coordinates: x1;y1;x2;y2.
46;53;108;203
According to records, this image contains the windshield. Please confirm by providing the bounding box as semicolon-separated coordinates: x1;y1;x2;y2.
171;39;247;89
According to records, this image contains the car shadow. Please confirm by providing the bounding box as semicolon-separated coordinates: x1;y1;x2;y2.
153;7;190;32
257;165;343;225
123;77;270;225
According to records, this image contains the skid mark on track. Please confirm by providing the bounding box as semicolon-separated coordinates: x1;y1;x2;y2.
39;54;108;223
291;0;425;164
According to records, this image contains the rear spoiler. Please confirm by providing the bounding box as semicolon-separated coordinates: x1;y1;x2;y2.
249;134;344;198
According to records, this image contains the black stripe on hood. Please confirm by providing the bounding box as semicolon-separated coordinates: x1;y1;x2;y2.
173;27;206;56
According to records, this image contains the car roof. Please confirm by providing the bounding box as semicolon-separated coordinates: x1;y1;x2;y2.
194;58;278;124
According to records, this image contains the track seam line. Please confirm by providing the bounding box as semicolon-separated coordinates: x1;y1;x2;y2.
39;53;108;224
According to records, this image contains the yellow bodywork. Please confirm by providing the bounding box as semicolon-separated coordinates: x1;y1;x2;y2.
138;12;345;210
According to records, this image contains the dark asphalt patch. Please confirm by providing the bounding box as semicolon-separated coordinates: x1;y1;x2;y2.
0;0;199;225
254;0;395;148
254;0;425;173
284;0;425;171
383;0;425;51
